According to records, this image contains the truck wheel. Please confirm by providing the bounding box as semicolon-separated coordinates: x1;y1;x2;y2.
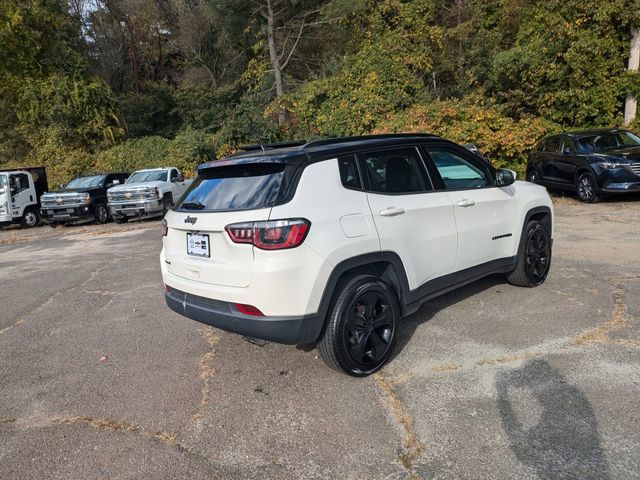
318;275;399;377
21;208;40;228
95;204;109;224
507;220;551;287
113;216;128;224
162;194;173;215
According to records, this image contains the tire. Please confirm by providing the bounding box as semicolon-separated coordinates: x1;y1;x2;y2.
162;194;173;215
20;208;40;228
113;216;128;224
95;204;109;224
318;275;400;377
507;220;552;287
526;168;539;184
576;172;600;203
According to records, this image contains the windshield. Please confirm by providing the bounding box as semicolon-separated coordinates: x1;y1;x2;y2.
126;170;167;184
0;174;7;195
64;175;106;189
577;131;640;153
176;164;286;211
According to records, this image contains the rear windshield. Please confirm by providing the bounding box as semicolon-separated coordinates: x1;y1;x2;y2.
175;163;287;211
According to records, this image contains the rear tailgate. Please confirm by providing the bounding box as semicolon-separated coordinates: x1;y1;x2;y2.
164;208;270;288
163;160;294;288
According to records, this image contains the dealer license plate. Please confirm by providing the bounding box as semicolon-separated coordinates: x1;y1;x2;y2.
187;232;210;258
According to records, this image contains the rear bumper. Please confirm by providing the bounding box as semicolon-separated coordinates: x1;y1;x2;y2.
164;287;323;345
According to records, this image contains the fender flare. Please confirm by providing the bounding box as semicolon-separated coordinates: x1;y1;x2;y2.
314;251;411;321
516;206;553;260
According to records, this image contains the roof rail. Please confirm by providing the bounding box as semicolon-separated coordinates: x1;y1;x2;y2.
303;133;439;149
238;140;307;152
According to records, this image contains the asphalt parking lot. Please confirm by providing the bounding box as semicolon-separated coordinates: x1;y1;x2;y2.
1;195;639;480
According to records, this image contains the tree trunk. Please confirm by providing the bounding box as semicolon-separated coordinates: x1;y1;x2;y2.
624;26;640;125
266;0;287;126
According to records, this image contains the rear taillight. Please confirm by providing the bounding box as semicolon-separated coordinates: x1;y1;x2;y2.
225;219;310;250
161;218;168;237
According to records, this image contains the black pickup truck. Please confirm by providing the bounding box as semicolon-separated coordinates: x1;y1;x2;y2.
40;172;129;225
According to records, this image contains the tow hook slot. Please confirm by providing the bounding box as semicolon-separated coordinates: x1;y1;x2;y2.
242;336;267;347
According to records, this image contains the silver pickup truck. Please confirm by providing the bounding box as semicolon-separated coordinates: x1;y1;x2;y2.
107;167;192;223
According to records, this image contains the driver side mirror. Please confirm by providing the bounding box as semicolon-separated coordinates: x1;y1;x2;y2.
496;169;516;187
173;174;184;183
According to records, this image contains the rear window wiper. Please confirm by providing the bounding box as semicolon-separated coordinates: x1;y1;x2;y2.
181;201;206;210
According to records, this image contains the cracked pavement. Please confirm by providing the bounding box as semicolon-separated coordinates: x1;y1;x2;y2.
1;195;639;479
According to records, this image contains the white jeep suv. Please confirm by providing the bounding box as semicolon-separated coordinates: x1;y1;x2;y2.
161;135;553;376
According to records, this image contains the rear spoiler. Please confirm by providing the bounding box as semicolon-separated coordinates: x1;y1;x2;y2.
237;141;306;152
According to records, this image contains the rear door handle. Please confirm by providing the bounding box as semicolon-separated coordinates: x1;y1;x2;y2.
456;199;476;208
379;207;406;217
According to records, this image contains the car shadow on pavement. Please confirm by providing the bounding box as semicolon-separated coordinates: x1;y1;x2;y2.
496;358;609;480
392;274;505;361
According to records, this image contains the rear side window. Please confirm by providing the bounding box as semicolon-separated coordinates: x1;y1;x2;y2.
542;137;560;153
559;137;574;154
176;163;287;211
359;147;431;194
338;156;362;189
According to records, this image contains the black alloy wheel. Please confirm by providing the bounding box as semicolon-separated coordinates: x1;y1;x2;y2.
95;204;109;224
507;220;552;287
344;291;395;368
524;225;551;285
576;172;599;203
319;276;399;376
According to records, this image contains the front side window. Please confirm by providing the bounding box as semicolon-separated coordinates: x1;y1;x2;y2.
170;169;179;181
426;148;492;190
10;173;29;194
358;148;431;194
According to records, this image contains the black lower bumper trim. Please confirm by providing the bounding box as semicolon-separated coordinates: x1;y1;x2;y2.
164;287;324;345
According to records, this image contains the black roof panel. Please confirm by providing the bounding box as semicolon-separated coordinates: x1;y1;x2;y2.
198;133;442;171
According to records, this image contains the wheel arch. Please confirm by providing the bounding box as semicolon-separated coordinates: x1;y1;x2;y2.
574;165;598;185
517;206;553;259
313;252;411;341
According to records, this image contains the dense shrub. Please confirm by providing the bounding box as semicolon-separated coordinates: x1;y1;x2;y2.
173;85;238;132
376;99;557;177
120;83;180;139
166;129;216;176
93;130;215;178
93;136;171;174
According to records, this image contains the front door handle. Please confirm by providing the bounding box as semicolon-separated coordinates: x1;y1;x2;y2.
379;207;406;217
456;199;476;208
